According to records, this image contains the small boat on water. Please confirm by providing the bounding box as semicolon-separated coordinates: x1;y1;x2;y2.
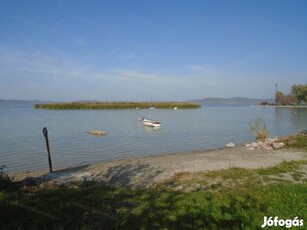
141;118;161;127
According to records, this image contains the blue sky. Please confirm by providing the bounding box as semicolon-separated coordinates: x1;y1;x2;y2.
1;0;306;101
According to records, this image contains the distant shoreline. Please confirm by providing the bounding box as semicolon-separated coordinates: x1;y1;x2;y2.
259;105;307;108
33;101;201;110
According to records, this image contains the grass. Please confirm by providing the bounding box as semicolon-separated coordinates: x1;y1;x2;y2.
1;160;306;229
34;101;201;110
285;134;307;150
257;160;306;175
292;171;305;181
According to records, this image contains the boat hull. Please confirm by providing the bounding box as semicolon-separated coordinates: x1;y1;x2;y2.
142;118;161;127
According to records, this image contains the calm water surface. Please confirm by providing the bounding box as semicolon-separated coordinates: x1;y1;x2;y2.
1;102;306;173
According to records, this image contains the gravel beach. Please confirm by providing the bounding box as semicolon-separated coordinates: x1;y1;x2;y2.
11;147;307;189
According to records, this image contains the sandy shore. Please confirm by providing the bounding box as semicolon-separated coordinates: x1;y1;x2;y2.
11;147;307;189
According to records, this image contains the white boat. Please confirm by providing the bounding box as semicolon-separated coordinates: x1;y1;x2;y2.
142;118;161;127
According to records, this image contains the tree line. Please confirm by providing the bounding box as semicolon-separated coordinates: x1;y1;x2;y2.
275;84;307;105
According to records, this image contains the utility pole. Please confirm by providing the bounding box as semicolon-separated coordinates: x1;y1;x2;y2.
275;84;278;105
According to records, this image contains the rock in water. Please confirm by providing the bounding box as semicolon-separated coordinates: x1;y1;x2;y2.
225;143;235;148
87;130;106;136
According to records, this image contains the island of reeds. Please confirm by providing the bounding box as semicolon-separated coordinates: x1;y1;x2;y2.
34;101;201;110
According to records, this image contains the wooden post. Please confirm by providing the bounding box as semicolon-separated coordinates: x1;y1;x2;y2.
42;127;53;173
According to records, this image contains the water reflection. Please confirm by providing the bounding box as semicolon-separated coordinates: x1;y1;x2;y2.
143;126;161;133
275;107;307;134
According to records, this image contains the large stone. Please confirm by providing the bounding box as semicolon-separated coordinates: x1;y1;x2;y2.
225;143;235;148
265;138;275;145
251;142;259;148
273;137;279;142
87;130;106;136
260;143;274;151
272;142;283;150
245;143;252;148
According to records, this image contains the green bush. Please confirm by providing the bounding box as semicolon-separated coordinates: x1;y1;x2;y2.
0;165;12;191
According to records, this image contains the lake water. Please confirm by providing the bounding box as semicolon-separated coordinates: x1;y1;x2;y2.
1;101;306;173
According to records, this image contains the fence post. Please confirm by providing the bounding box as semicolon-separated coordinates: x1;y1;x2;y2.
42;127;53;173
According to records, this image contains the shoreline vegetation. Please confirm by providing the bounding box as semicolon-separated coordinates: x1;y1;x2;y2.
34;101;201;110
260;84;307;107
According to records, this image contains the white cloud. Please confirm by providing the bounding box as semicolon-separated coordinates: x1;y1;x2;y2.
0;45;94;79
1;45;305;101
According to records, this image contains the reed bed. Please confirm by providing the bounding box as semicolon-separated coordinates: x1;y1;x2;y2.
34;101;201;110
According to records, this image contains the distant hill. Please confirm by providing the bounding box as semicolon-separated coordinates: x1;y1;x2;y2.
189;97;274;106
0;99;57;108
0;99;58;104
0;99;38;103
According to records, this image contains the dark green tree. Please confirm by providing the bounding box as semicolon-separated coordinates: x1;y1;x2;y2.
291;84;307;102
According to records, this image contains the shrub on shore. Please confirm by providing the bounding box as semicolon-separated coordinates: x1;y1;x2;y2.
249;118;269;141
285;134;307;150
0;165;13;191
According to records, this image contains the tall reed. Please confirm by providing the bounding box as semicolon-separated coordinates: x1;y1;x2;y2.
34;101;201;110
